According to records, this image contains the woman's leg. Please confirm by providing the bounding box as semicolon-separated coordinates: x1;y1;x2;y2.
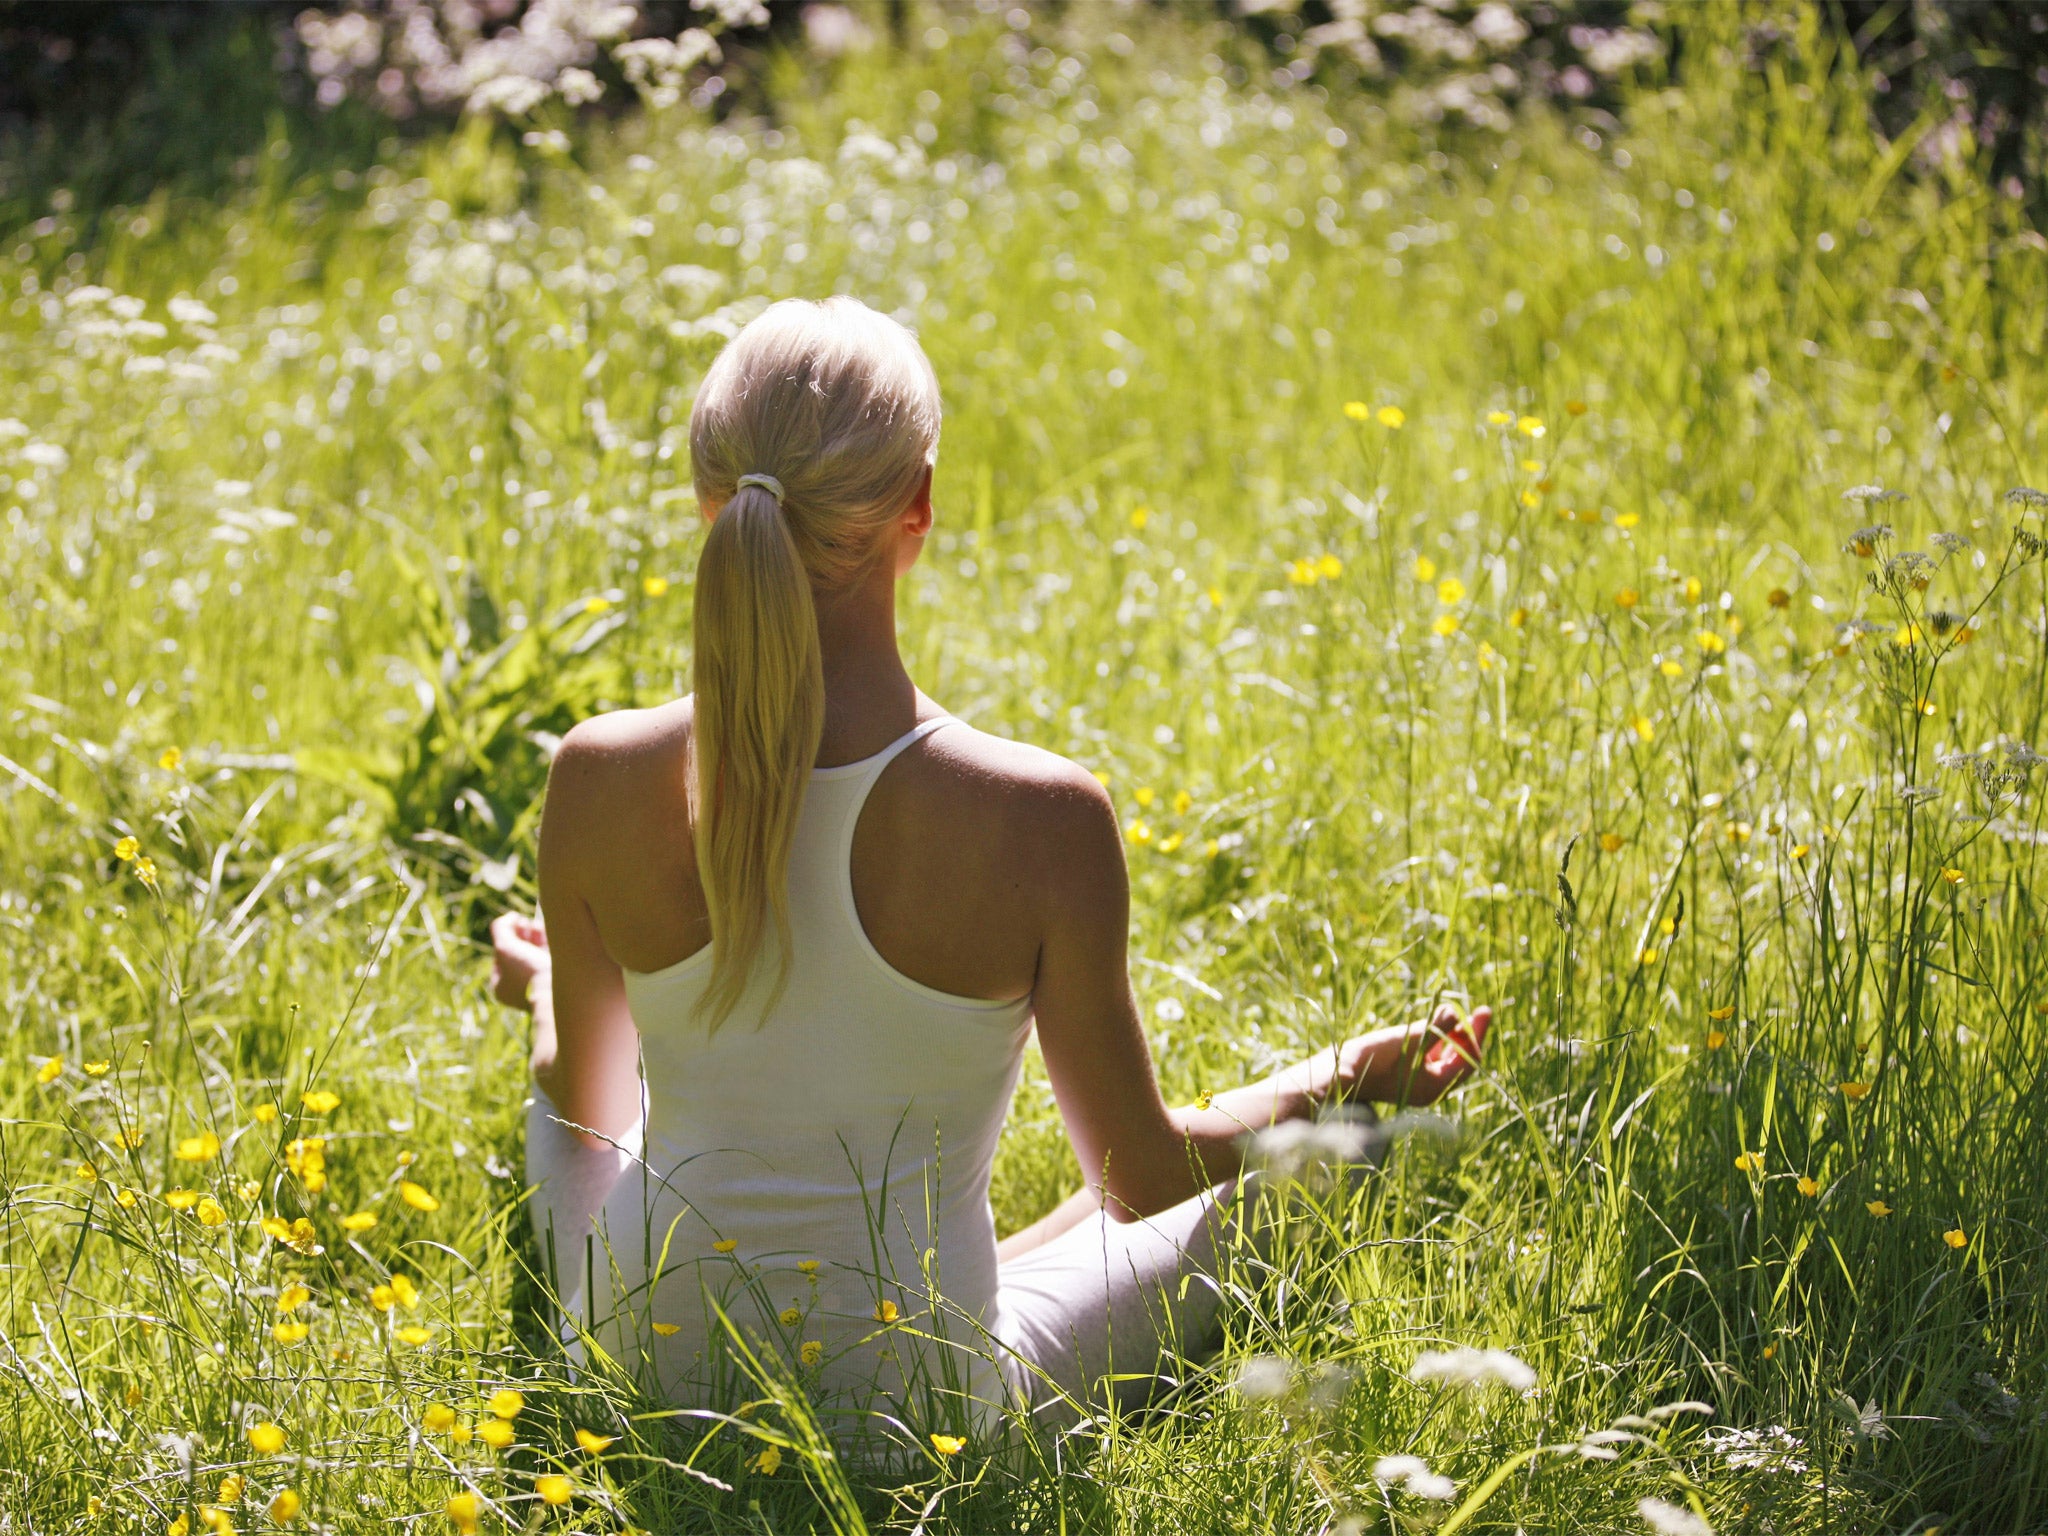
991;1176;1252;1429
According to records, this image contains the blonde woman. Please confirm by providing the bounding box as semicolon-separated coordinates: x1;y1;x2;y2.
488;296;1489;1441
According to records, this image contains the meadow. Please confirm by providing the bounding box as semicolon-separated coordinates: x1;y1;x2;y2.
3;5;2046;1531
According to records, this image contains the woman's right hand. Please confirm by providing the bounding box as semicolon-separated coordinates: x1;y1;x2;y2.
1315;1004;1492;1109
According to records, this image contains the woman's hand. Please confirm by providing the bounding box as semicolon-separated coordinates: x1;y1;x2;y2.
489;911;550;1011
1314;1003;1492;1109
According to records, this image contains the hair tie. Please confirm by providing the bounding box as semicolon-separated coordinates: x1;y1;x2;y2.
735;473;785;505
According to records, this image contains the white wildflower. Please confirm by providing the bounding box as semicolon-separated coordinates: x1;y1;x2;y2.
64;285;113;309
1408;1346;1536;1393
1703;1423;1808;1474
1231;1355;1292;1401
168;296;217;327
1638;1496;1715;1536
1841;484;1906;504
1373;1454;1456;1501
2005;487;2048;509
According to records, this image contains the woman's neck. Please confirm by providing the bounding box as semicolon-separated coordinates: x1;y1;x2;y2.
813;559;921;765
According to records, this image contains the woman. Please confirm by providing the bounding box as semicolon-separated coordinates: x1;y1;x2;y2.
487;296;1489;1444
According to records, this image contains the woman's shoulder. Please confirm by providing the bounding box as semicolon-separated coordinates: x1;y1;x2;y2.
903;720;1121;865
546;700;694;818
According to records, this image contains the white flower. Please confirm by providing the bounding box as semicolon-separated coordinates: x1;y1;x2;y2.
1702;1423;1808;1474
696;0;770;27
1154;997;1185;1022
556;66;603;105
1841;484;1906;503
1408;1346;1536;1394
1373;1454;1456;1500
168;296;218;327
1231;1355;1292;1401
63;285;113;309
1638;1497;1714;1536
21;442;68;470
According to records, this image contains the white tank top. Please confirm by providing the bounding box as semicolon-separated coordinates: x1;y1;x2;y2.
591;716;1034;1421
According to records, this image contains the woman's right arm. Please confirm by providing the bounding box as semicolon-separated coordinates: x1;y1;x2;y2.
1027;768;1488;1224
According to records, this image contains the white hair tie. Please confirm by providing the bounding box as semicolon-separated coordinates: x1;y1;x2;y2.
735;473;785;505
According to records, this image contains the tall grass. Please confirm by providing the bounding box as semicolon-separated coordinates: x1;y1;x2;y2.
1;5;2044;1531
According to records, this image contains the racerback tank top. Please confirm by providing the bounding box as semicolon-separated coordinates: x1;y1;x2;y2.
578;716;1035;1425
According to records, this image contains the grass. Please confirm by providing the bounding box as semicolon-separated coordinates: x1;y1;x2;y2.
3;4;2046;1531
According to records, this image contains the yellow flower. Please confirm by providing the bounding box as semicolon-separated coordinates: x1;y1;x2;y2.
164;1188;200;1211
1343;400;1371;422
76;1161;98;1183
642;574;669;597
396;1325;434;1345
1639;947;1660;966
1797;1176;1820;1198
236;1179;260;1200
930;1433;966;1456
195;1197;227;1227
1940;867;1964;885
300;1090;340;1115
159;747;182;773
584;596;612;614
1707;1030;1727;1049
874;1299;900;1324
1519;458;1543;474
712;1238;739;1254
398;1181;440;1213
751;1446;782;1476
252;1103;279;1125
390;1274;420;1310
535;1474;572;1506
445;1492;481;1534
1508;606;1528;627
115;1187;138;1208
1133;786;1155;808
1762;1344;1777;1360
1486;409;1514;425
1436;577;1465;605
1895;622;1922;648
489;1389;525;1420
170;1519;189;1536
1707;1005;1735;1021
423;1402;457;1434
1519;488;1542;508
1615;588;1639;609
1566;400;1588;416
1658;659;1684;678
576;1428;615;1454
796;1259;819;1275
175;1131;221;1163
1943;1228;1968;1249
1126;820;1153;844
1915;697;1936;717
113;836;139;862
278;1284;311;1314
269;1490;301;1523
340;1211;377;1233
134;857;159;890
369;1285;395;1312
1839;1081;1871;1101
272;1321;310;1344
1791;843;1811;859
1615;511;1642;529
1287;557;1317;586
1413;556;1437;582
779;1306;802;1327
1696;630;1727;655
1734;1152;1763;1174
1598;833;1624;853
1867;1200;1892;1217
1129;506;1149;531
248;1422;286;1455
799;1340;824;1367
477;1418;516;1450
1516;415;1545;438
1314;552;1342;581
1376;405;1405;429
1426;613;1456;637
218;1475;244;1505
1631;716;1655;743
1682;576;1703;604
35;1056;63;1086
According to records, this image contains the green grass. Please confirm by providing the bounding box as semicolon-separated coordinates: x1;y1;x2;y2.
3;5;2046;1531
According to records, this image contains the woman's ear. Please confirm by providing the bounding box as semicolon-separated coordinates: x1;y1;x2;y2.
904;464;935;538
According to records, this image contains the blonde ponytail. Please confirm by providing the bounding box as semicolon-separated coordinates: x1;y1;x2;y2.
686;297;941;1028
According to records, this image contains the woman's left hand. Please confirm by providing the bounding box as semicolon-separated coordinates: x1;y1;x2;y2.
489;911;551;1011
1321;1003;1491;1108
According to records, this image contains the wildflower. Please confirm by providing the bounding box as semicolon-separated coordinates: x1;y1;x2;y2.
278;1284;311;1314
489;1389;525;1420
751;1446;782;1475
423;1403;457;1434
1129;507;1148;531
930;1433;966;1456
651;1322;681;1337
397;1324;434;1345
1734;1152;1763;1174
446;1492;481;1534
796;1259;820;1275
643;574;670;597
35;1056;63;1086
1343;401;1371;422
1315;552;1343;580
174;1131;221;1163
340;1211;377;1233
218;1475;244;1504
1696;630;1727;655
477;1419;516;1449
1762;1344;1777;1360
799;1340;823;1367
1517;415;1545;438
1436;577;1465;605
1487;409;1514;425
252;1103;279;1125
1839;1081;1870;1100
159;747;183;773
1941;867;1964;885
1792;843;1811;859
115;1187;138;1208
273;1322;309;1344
1797;1176;1820;1198
1413;556;1437;582
134;858;159;890
1433;614;1460;637
284;1138;326;1193
2005;486;2048;510
369;1285;395;1312
300;1090;340;1115
248;1422;286;1455
1509;606;1528;627
1126;820;1153;844
1520;488;1542;508
874;1299;900;1324
1599;833;1624;853
1519;458;1543;474
76;1161;98;1183
1707;1005;1735;1021
164;1188;200;1211
1632;716;1655;742
269;1490;301;1523
1376;405;1405;429
527;1472;571;1506
1134;786;1155;808
398;1181;440;1212
114;837;139;862
1374;1455;1457;1501
1637;1496;1715;1536
236;1179;260;1200
1707;1030;1727;1049
1895;623;1923;647
778;1306;801;1327
390;1274;420;1310
195;1197;227;1226
1867;1200;1892;1217
1409;1347;1536;1393
576;1428;614;1454
1615;588;1639;609
1944;1228;1968;1249
1287;558;1318;586
584;596;612;614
